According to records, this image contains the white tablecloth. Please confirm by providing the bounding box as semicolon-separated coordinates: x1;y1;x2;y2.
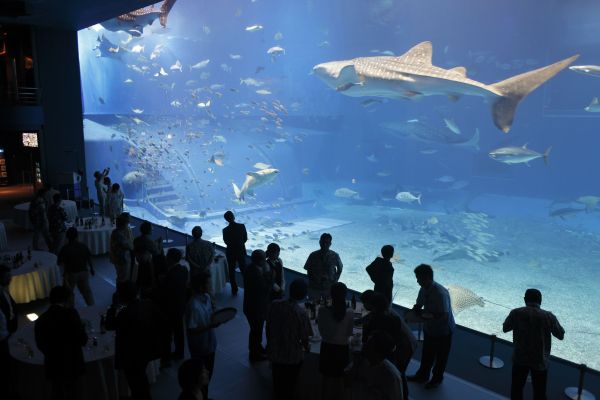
9;305;159;400
75;217;114;255
166;246;229;294
61;200;79;222
4;250;60;304
0;221;7;251
13;200;79;230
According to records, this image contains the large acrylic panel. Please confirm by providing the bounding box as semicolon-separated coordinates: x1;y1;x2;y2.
78;0;600;369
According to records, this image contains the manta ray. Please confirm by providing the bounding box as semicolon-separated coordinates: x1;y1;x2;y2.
447;285;485;315
313;41;578;133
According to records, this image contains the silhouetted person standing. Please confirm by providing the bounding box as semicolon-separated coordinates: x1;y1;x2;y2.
185;273;220;399
133;221;163;292
222;211;247;295
35;286;88;400
407;264;455;389
266;243;285;300
29;188;51;250
304;233;343;300
110;215;134;284
93;167;110;216
244;249;273;362
106;282;168;400
162;248;189;361
362;292;415;400
366;245;395;304
47;193;68;254
267;279;313;400
186;226;215;276
58;227;95;306
503;288;564;400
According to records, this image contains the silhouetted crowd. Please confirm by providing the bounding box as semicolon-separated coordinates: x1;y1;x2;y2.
0;205;565;400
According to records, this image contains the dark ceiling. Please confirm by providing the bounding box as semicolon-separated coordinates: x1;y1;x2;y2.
0;0;158;30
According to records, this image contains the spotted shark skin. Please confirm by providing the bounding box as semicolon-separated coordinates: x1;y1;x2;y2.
313;41;578;133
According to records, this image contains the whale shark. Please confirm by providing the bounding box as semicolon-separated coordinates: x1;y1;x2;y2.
232;168;279;202
313;41;578;133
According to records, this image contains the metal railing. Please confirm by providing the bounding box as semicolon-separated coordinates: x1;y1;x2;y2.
0;86;40;105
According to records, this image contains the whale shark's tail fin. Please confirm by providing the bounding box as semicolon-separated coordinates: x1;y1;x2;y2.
232;183;244;203
490;55;578;133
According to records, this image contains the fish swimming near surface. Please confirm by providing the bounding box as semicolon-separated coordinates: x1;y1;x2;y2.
395;191;421;204
240;78;264;87
253;162;271;170
233;168;279;202
170;60;183;72
100;1;175;37
489;144;551;166
190;59;210;70
569;65;600;78
313;41;578;133
585;97;600;112
130;44;144;53
267;46;285;59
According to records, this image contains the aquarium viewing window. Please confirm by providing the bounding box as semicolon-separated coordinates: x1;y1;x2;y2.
78;0;600;371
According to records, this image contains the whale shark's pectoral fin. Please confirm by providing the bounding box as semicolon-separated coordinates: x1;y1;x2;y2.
397;41;433;65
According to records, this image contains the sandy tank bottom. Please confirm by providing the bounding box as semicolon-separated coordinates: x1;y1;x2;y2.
243;202;600;371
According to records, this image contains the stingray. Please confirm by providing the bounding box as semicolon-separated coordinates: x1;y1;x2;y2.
447;285;485;315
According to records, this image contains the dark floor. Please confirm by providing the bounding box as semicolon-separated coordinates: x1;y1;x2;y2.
3;207;507;399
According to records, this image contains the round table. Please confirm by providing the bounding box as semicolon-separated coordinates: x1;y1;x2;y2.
166;246;229;294
8;305;160;400
75;217;114;255
4;250;60;304
13;200;79;230
0;221;7;251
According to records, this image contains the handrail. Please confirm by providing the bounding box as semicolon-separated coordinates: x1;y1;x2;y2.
0;86;41;105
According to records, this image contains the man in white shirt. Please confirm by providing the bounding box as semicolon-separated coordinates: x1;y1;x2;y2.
303;233;343;300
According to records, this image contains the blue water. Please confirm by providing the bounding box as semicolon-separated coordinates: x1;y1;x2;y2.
77;0;600;369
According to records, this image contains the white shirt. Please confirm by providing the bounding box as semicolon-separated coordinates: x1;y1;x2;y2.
317;307;354;346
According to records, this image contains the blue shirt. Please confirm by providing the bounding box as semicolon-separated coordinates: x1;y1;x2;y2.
416;281;456;336
185;293;217;357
